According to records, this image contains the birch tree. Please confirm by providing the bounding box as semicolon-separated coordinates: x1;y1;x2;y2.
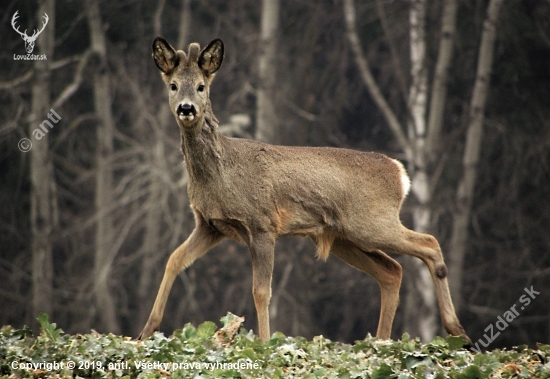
344;0;505;341
401;0;439;341
343;0;459;341
30;0;57;328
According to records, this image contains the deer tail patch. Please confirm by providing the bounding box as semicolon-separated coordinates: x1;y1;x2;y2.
392;159;411;198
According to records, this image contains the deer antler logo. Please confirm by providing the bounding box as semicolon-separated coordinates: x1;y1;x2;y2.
11;11;49;54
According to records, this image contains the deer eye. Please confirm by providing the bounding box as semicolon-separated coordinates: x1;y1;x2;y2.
169;83;177;91
197;84;205;92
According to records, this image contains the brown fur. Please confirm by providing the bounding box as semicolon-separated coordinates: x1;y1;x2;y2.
138;38;471;344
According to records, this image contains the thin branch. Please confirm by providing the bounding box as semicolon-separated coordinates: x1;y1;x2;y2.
0;70;33;90
52;50;93;109
343;0;410;155
153;0;166;38
429;151;448;195
0;288;26;303
281;97;317;122
51;113;96;150
270;261;294;320
0;104;25;136
50;54;83;70
56;12;85;47
376;0;408;106
177;0;192;49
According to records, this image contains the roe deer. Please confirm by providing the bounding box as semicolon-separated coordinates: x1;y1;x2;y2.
139;37;471;344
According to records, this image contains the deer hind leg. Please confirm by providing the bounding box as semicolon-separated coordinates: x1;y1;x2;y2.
331;240;402;339
248;233;276;341
373;226;471;344
138;221;223;340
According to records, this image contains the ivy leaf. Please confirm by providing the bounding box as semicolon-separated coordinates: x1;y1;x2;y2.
0;315;547;378
447;335;469;351
13;326;33;339
197;321;217;339
372;362;395;379
456;364;485;379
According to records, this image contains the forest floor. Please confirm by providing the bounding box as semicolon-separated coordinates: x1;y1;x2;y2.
1;313;549;378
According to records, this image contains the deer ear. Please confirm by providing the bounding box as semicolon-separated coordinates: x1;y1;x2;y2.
198;39;224;76
152;37;178;74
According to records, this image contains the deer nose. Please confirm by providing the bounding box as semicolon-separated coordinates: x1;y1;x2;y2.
177;103;196;116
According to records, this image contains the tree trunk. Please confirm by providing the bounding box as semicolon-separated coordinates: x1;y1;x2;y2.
137;0;192;335
255;0;280;143
30;0;57;329
86;0;120;334
344;0;463;342
403;0;439;343
426;0;458;159
448;0;504;314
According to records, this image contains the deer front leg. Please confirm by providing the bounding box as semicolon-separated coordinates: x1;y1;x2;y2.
138;222;223;340
249;233;276;341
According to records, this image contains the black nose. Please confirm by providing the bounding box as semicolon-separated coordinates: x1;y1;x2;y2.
177;103;196;116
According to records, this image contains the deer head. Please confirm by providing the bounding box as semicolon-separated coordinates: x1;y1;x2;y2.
12;11;49;54
152;37;224;133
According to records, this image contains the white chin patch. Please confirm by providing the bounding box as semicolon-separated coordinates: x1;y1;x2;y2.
178;114;195;122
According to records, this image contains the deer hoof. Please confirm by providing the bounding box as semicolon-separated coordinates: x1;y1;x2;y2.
137;322;159;340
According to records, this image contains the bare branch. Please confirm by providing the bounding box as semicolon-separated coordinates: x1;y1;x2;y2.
281;98;317;122
343;0;410;155
376;0;408;105
0;70;33;90
50;55;83;70
152;0;166;38
177;0;192;49
270;261;294;320
52;50;94;109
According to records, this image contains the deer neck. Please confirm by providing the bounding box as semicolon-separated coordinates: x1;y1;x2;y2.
180;107;224;183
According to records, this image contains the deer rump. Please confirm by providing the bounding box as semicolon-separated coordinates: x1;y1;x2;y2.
188;136;410;262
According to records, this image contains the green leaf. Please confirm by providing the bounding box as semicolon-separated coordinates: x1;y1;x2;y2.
405;355;432;370
1;319;548;378
314;368;326;376
197;321;217;338
240;348;258;361
13;326;33;339
180;323;197;340
456;364;484;379
447;335;468;351
219;312;240;327
372;363;394;379
37;313;62;342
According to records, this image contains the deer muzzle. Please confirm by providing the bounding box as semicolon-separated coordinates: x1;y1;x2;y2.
177;103;197;122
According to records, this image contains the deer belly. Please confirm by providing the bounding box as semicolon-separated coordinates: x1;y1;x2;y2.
208;218;248;244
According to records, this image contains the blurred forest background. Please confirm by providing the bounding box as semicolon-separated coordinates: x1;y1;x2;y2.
1;0;549;350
